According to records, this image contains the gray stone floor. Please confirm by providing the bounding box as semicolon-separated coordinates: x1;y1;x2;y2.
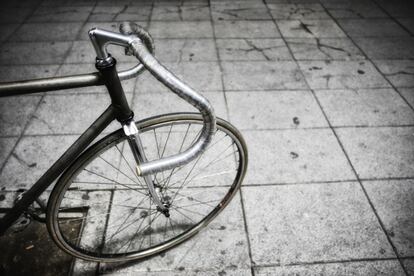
0;0;413;275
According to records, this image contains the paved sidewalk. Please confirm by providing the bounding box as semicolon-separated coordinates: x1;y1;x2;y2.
0;0;413;275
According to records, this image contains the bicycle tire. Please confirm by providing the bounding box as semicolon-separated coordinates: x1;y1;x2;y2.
46;113;248;262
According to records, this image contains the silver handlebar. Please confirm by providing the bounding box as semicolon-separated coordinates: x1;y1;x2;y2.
88;23;217;176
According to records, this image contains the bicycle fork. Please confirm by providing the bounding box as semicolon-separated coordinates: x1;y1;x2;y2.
123;120;170;217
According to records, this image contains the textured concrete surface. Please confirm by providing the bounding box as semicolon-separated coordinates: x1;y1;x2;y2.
0;0;413;275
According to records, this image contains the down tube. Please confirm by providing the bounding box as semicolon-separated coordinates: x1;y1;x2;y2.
0;105;116;235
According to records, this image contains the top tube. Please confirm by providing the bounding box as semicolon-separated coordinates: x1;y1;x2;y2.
0;63;145;97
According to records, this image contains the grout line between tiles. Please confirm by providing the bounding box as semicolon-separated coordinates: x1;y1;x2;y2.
254;255;414;269
322;3;414;114
3;123;413;139
208;1;254;275
0;2;41;48
266;1;410;275
309;6;410;275
371;0;414;37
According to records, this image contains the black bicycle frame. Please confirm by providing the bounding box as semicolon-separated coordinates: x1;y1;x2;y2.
0;57;132;235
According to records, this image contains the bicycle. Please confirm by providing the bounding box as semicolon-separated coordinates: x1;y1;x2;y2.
0;22;248;262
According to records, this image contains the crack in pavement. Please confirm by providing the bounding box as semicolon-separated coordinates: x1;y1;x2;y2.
315;38;349;59
31;114;55;134
12;152;37;168
178;39;189;62
329;7;364;19
216;9;242;19
177;6;184;21
322;73;333;88
286;7;318;19
384;70;414;76
288;39;355;59
293;21;314;35
36;9;82;16
241;39;274;60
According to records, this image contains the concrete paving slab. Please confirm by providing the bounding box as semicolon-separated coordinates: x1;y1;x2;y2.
242;129;355;184
396;18;414;35
226;90;328;130
71;259;97;276
398;88;414;108
132;91;228;120
268;0;324;3
0;137;17;168
222;61;307;90
322;1;388;19
286;37;365;60
94;0;153;7
315;88;414;127
336;127;414;179
0;8;33;24
268;3;330;20
0;65;59;82
154;0;208;7
0;95;41;136
0;42;72;65
10;22;84;42
0;24;19;43
354;37;414;59
42;0;96;7
373;60;414;88
0;1;413;274
99;269;251;276
298;60;390;89
403;259;414;276
0;190;18;209
154;38;217;62
98;194;251;274
0;135;78;189
89;5;152;22
0;220;76;276
364;179;414;257
337;19;410;37
149;21;214;38
242;183;395;266
137;61;223;93
214;21;280;38
152;5;211;21
212;2;271;21
24;93;132;135
4;0;42;8
255;260;405;275
27;6;93;22
375;0;414;18
216;38;292;61
110;269;251;276
277;19;346;38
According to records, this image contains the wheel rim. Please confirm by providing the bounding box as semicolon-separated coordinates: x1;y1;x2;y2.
48;114;247;261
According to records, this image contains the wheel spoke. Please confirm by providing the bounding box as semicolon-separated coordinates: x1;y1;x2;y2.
50;118;245;260
114;143;146;188
173;208;196;223
105;195;150;244
83;169;148;196
97;155;142;188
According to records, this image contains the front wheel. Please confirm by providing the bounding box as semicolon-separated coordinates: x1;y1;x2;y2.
46;113;248;262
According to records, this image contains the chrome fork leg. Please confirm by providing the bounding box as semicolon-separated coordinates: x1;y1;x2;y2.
123;121;169;216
